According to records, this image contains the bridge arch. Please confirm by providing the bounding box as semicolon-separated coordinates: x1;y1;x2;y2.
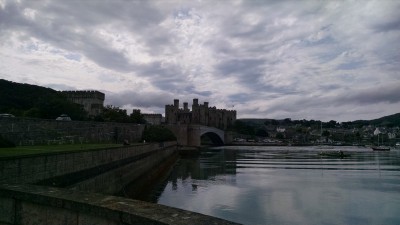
198;126;225;146
201;132;224;145
163;124;225;146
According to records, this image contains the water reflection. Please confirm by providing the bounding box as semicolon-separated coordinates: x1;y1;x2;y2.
142;146;400;225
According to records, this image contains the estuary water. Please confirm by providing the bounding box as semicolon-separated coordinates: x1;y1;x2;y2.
139;146;400;225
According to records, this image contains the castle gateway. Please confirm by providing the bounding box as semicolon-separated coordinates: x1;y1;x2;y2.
165;99;236;130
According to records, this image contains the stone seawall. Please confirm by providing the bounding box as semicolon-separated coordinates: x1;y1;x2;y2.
0;141;241;225
68;147;178;195
0;117;145;145
0;184;240;225
0;142;177;185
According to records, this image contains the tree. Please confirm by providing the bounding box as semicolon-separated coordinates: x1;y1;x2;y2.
130;110;146;124
270;119;279;126
283;118;292;125
322;130;330;137
100;105;130;122
276;133;284;139
327;120;337;128
232;120;255;136
255;128;267;137
142;126;176;142
0;79;87;120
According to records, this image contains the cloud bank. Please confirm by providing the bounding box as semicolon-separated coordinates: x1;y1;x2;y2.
1;0;399;121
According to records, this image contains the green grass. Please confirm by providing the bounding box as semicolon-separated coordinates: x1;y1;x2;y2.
0;143;125;157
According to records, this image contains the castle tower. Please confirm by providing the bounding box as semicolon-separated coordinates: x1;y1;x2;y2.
174;99;179;109
62;90;105;117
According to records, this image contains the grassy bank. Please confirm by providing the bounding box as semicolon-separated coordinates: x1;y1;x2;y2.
0;143;125;157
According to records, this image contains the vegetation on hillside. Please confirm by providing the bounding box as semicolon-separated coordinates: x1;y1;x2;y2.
0;79;148;123
94;105;146;123
0;79;87;120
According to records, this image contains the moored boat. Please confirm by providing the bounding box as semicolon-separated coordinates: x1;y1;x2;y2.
372;146;390;151
319;151;351;158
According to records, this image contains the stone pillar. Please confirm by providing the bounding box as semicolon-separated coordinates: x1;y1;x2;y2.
224;131;234;144
187;125;201;147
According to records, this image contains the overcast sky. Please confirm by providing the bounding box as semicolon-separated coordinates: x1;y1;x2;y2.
1;0;399;122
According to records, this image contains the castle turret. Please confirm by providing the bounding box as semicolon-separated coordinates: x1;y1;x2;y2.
174;99;179;109
183;102;188;111
193;99;199;106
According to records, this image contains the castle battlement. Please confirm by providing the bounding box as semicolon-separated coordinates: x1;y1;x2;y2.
62;90;105;100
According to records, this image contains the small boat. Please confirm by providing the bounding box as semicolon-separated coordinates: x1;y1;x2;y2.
319;151;351;158
372;146;390;151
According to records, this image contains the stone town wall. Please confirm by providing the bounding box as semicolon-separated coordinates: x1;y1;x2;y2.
0;117;145;146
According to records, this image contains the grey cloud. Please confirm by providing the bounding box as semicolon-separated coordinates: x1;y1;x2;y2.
137;62;188;91
337;84;400;105
336;61;365;70
217;58;264;77
136;61;211;98
106;90;173;109
1;0;399;122
46;83;78;91
1;0;169;72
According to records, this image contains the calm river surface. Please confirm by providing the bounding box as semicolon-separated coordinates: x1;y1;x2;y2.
140;146;400;225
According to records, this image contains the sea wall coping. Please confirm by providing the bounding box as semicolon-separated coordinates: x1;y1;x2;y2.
0;184;241;225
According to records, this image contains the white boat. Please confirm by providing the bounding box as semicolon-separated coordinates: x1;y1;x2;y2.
372;130;390;151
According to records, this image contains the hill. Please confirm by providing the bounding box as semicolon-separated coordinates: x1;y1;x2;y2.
238;113;400;128
0;79;87;120
351;113;400;127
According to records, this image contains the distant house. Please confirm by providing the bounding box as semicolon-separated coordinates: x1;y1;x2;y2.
276;127;286;133
388;132;396;139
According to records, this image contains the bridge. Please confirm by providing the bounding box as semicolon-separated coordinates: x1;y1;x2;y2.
165;124;232;147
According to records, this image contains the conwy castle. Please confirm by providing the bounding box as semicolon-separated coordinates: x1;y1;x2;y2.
165;99;236;130
60;91;236;130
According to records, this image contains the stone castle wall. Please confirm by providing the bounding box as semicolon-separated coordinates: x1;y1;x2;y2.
142;114;162;125
0;117;144;146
